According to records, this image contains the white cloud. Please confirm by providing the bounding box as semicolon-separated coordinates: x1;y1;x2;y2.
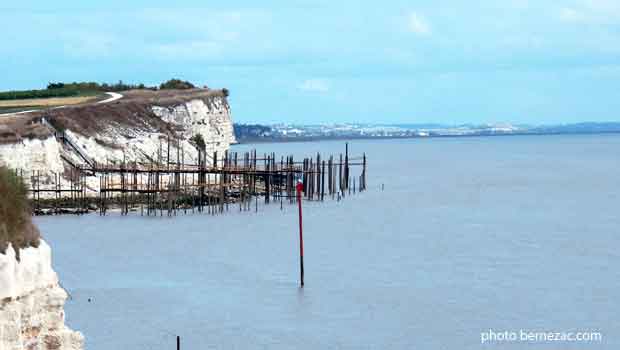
559;2;620;23
408;12;431;36
298;79;330;93
559;7;586;22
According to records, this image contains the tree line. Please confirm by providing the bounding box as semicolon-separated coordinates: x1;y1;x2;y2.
0;79;201;101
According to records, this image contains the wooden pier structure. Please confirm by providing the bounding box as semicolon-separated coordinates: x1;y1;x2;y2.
23;143;367;216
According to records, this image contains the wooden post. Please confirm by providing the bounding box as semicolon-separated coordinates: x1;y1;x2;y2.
316;153;321;200
280;156;284;210
345;142;349;192
321;160;325;201
362;152;366;191
296;180;304;287
328;156;332;197
167;134;170;170
339;154;343;197
265;154;268;203
176;335;180;350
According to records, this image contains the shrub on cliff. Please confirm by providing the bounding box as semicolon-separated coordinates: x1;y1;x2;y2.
0;166;40;260
159;79;196;90
47;117;67;133
190;134;206;151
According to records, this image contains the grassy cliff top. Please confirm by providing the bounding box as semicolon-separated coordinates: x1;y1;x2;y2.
0;79;228;114
119;88;228;105
0;166;40;260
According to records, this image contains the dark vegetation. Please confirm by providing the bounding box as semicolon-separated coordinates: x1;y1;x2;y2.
190;134;206;151
159;79;195;90
46;81;151;92
0;81;144;101
47;116;66;133
0;166;40;260
0;88;80;100
0;78;205;101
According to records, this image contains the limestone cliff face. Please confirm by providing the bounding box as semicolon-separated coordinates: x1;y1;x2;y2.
0;137;64;174
64;96;236;168
0;89;236;194
152;96;236;153
0;241;83;350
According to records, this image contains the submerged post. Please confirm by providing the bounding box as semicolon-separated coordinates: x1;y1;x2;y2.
296;180;305;287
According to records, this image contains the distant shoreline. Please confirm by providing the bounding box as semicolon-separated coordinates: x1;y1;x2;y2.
233;130;620;145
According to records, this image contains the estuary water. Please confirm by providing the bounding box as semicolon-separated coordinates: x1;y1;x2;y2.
38;134;620;349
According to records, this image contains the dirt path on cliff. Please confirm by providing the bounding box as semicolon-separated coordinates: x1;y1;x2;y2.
0;92;124;117
97;92;123;104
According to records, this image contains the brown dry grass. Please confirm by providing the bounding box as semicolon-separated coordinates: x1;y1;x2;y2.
0;96;98;108
0;115;50;144
46;100;176;136
0;166;40;260
122;88;226;106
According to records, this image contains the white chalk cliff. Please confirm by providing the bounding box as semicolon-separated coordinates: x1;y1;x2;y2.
0;241;83;350
0;138;64;175
0;91;236;194
152;96;236;152
65;96;236;168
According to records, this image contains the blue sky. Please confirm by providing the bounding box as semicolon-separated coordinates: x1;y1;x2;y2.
2;0;620;124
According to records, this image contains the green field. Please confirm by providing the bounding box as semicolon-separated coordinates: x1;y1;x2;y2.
0;95;103;114
0;82;129;101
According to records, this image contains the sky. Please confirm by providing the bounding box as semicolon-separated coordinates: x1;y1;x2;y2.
1;0;620;125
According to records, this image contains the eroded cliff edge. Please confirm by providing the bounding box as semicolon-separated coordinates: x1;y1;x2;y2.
1;166;82;349
1;241;84;350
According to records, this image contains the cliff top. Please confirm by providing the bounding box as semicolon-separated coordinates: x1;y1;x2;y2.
120;88;227;105
0;88;229;143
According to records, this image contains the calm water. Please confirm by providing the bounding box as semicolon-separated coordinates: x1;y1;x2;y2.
38;135;620;349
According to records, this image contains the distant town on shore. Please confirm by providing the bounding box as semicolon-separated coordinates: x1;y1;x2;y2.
233;122;620;143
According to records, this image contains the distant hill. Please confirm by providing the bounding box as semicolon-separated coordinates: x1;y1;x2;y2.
532;122;620;134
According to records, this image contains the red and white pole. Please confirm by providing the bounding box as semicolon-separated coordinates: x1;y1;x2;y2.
296;180;304;287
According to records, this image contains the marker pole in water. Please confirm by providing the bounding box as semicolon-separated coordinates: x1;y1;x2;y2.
296;180;305;287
